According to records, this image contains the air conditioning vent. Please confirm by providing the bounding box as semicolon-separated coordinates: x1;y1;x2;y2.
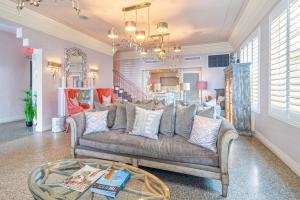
208;54;229;68
144;60;160;64
184;56;201;61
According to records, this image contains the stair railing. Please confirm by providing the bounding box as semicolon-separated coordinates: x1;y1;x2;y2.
113;70;147;101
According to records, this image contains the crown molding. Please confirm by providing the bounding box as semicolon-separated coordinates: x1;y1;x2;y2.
229;0;279;48
119;42;233;60
0;0;113;56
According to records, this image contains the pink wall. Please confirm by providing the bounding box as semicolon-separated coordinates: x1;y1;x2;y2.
0;19;113;130
24;29;113;130
0;30;30;123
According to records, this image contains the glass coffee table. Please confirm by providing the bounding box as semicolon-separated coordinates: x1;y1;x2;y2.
28;159;170;200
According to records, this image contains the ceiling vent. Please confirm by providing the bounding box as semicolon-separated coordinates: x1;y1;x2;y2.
184;56;201;61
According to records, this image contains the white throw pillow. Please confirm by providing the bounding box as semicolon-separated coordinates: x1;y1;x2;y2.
188;116;222;152
102;95;112;106
84;111;109;135
130;107;163;140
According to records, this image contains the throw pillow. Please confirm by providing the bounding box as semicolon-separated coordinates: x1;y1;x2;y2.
197;107;215;119
83;111;109;135
111;103;127;130
130;107;163;140
102;95;112;106
125;102;153;132
95;104;117;128
70;97;79;106
188;116;222;152
175;104;197;139
159;103;175;137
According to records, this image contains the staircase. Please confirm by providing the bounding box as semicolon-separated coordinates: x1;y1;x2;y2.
113;70;147;102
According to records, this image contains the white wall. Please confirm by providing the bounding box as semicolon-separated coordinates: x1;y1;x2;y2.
0;30;30;123
118;50;228;99
235;2;300;176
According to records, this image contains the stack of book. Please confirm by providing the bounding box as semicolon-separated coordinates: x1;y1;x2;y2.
91;169;130;198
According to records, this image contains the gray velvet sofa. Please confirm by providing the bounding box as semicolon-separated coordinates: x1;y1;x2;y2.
67;112;238;197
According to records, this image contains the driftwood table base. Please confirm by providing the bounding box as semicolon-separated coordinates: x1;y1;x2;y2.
28;159;170;200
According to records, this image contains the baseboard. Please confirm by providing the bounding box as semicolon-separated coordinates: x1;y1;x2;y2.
0;115;24;124
254;131;300;177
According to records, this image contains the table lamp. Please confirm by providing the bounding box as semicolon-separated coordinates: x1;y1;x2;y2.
180;83;190;105
197;81;207;104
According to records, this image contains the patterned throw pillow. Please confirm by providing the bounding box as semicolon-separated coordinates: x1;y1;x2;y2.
84;111;109;135
95;104;117;128
130;107;163;140
102;95;112;106
70;97;79;106
188;116;222;152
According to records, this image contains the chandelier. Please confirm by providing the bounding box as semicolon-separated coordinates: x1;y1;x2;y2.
16;0;81;15
107;2;182;62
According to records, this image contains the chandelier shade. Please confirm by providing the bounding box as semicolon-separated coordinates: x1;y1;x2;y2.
135;30;146;41
125;21;137;32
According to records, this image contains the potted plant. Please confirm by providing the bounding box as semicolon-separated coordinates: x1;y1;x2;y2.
22;90;37;127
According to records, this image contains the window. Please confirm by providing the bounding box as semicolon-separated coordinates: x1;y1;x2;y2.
240;29;260;112
269;0;300;125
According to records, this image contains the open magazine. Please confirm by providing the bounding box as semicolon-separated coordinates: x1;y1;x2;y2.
63;165;106;192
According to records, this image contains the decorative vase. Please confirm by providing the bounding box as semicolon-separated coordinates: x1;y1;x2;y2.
26;121;33;127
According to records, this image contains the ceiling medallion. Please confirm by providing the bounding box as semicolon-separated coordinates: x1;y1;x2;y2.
16;0;81;16
107;2;182;63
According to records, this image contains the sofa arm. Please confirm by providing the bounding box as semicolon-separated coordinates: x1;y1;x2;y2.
218;129;238;172
66;112;86;150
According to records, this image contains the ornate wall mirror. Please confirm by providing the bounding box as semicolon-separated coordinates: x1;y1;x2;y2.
64;47;87;82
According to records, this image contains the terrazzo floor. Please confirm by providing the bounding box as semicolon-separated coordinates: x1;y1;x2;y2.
0;122;300;200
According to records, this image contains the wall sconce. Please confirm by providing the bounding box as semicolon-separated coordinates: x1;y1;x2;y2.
89;67;99;87
89;67;99;79
47;61;61;79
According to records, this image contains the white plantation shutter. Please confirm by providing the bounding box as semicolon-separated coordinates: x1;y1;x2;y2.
269;0;300;125
289;0;300;120
240;29;260;112
270;8;288;114
252;37;259;110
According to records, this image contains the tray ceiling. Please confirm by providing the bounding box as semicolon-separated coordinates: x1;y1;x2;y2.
12;0;247;46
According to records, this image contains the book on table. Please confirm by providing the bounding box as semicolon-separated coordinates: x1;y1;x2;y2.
91;169;130;198
62;165;106;192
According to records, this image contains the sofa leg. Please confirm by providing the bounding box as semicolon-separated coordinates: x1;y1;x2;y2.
222;183;228;197
221;173;229;197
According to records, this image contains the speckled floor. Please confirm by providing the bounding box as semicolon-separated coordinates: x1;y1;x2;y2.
0;124;300;200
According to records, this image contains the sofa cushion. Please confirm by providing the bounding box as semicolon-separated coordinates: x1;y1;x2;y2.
188;116;222;152
95;104;117;128
111;104;127;130
159;104;175;137
125;102;153;132
197;107;215;119
79;131;219;167
84;111;109;135
175;104;197;139
130;107;163;140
